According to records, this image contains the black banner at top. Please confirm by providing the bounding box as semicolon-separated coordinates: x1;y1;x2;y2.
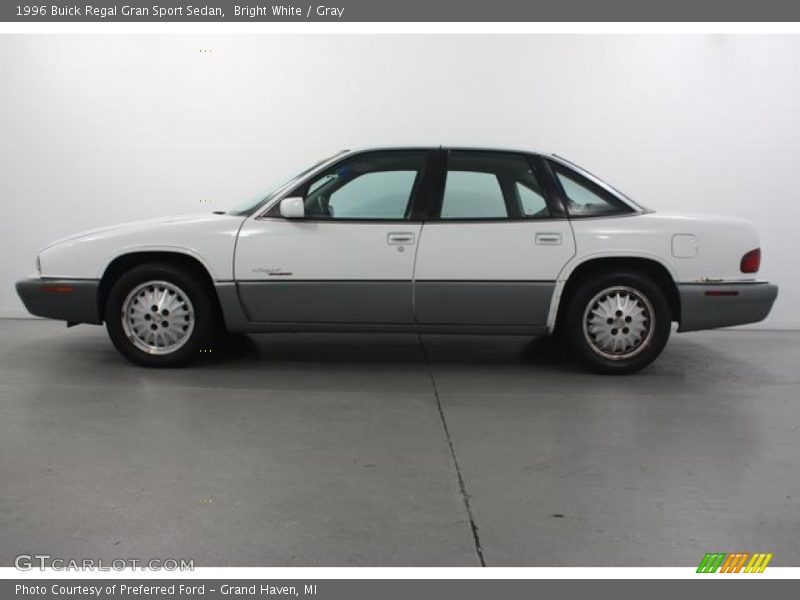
2;0;800;22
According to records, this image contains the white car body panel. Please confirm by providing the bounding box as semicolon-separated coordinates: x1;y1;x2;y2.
413;221;576;281
38;209;759;291
568;212;760;283
235;219;422;281
37;214;244;281
31;204;766;331
31;204;766;332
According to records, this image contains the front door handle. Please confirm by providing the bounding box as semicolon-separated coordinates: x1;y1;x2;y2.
535;232;562;245
387;232;415;245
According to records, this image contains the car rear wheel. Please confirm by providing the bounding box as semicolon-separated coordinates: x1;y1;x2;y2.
562;271;672;374
105;264;217;367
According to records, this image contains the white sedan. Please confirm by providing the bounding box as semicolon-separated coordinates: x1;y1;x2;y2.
16;147;778;373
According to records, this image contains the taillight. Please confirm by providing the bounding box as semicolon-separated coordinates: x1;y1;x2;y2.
740;248;761;273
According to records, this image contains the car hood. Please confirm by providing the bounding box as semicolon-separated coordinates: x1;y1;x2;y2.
40;213;241;252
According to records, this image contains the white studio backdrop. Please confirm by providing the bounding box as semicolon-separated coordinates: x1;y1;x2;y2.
0;34;797;328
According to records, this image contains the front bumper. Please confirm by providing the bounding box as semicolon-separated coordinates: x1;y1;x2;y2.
15;278;102;325
678;281;778;332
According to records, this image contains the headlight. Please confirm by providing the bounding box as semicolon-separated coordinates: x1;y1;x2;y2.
35;255;41;275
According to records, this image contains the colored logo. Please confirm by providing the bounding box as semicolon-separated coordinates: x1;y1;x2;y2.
697;552;773;573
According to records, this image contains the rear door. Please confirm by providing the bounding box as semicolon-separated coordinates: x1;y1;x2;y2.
235;150;431;324
413;150;576;327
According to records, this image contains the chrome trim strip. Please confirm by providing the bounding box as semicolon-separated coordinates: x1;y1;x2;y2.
679;279;767;285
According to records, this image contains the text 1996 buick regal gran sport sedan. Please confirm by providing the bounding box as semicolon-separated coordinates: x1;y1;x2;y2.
16;147;778;373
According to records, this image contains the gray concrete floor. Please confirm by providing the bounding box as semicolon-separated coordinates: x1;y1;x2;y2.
0;319;798;566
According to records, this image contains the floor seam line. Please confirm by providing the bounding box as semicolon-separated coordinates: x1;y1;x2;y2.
417;334;486;568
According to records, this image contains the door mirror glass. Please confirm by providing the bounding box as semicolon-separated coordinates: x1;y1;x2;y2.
279;197;305;219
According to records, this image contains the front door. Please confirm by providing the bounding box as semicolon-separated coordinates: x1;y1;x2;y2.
235;150;429;324
413;150;576;327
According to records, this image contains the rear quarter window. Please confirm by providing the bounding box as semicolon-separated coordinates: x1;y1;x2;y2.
548;160;633;217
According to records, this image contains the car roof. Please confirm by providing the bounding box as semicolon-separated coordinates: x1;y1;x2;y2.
342;145;551;156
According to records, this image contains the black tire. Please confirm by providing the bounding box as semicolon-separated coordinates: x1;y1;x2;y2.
104;263;218;367
561;271;672;374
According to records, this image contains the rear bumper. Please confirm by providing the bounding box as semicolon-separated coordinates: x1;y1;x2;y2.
678;281;778;332
15;278;102;325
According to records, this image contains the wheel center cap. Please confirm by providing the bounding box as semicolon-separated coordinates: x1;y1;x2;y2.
615;317;627;328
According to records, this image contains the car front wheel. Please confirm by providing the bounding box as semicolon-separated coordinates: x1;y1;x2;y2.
562;271;672;374
105;263;217;367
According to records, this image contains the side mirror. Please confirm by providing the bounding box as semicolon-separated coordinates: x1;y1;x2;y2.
279;197;305;219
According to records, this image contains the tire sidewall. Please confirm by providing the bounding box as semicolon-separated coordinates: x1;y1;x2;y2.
105;264;215;367
563;271;671;374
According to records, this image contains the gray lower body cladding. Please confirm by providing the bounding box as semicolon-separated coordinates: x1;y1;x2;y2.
678;282;778;332
237;280;413;324
227;280;555;332
414;281;555;326
16;277;778;335
15;278;102;325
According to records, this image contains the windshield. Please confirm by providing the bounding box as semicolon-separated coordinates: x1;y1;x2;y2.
227;150;349;215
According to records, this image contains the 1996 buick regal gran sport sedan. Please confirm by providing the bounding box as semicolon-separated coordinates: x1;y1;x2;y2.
16;147;778;373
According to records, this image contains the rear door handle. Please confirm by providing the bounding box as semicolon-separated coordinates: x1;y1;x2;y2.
387;232;415;245
535;232;562;245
